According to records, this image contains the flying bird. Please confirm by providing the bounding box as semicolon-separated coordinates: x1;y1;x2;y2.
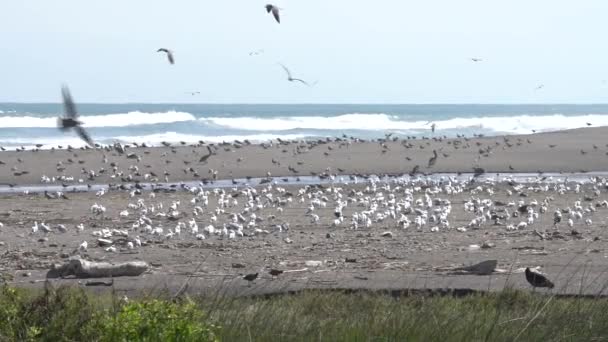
535;84;544;90
157;48;174;65
249;49;264;56
57;85;94;148
525;267;554;289
265;4;280;23
471;58;483;62
278;63;314;86
199;145;214;163
185;91;201;96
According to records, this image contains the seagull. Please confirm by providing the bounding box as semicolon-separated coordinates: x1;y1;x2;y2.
278;63;314;86
185;91;200;96
525;267;554;289
249;49;264;56
471;58;483;62
157;48;174;65
265;4;280;23
58;85;94;148
427;150;438;168
535;84;544;90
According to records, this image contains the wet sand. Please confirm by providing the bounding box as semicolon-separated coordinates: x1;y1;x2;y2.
1;127;608;187
1;127;608;296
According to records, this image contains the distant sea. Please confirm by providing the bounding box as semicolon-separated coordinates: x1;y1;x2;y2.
1;103;608;149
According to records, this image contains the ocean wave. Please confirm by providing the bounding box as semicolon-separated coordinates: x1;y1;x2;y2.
111;132;310;145
201;113;608;134
0;111;196;128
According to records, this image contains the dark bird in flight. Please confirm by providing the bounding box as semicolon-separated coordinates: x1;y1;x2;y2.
278;63;313;86
199;145;214;163
525;267;554;289
265;4;280;23
471;58;483;62
58;85;94;148
157;48;174;64
185;91;200;96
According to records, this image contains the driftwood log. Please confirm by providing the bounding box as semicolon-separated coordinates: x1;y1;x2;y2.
47;257;149;279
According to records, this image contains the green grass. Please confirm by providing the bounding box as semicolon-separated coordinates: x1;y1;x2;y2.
0;284;607;341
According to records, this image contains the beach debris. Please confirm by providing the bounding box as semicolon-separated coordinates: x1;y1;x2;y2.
85;279;114;287
47;257;149;279
305;260;323;267
481;241;496;249
448;260;498;275
97;238;113;247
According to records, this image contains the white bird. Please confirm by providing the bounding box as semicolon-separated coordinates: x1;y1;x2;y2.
278;63;315;86
79;241;88;251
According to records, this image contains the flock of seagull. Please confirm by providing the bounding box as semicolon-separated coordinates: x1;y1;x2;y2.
19;154;608;289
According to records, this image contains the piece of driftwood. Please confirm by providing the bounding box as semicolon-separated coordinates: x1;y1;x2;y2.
47;257;149;279
449;260;498;275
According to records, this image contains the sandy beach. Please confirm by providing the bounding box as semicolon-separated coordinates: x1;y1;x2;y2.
1;127;608;296
1;127;608;187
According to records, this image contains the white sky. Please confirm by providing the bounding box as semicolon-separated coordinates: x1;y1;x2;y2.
1;0;607;103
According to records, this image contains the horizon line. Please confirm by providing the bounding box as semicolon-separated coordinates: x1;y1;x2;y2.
3;102;608;106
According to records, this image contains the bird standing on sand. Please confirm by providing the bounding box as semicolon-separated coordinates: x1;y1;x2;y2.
269;269;284;278
243;272;258;286
157;48;175;65
58;85;94;148
525;267;554;289
427;150;438;168
265;4;281;23
278;63;313;86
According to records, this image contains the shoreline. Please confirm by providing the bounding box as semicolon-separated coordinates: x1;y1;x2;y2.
1;126;608;187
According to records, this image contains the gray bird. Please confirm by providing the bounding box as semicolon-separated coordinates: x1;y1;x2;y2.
57;85;94;148
427;150;438;168
157;48;174;64
265;4;280;23
278;63;313;86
